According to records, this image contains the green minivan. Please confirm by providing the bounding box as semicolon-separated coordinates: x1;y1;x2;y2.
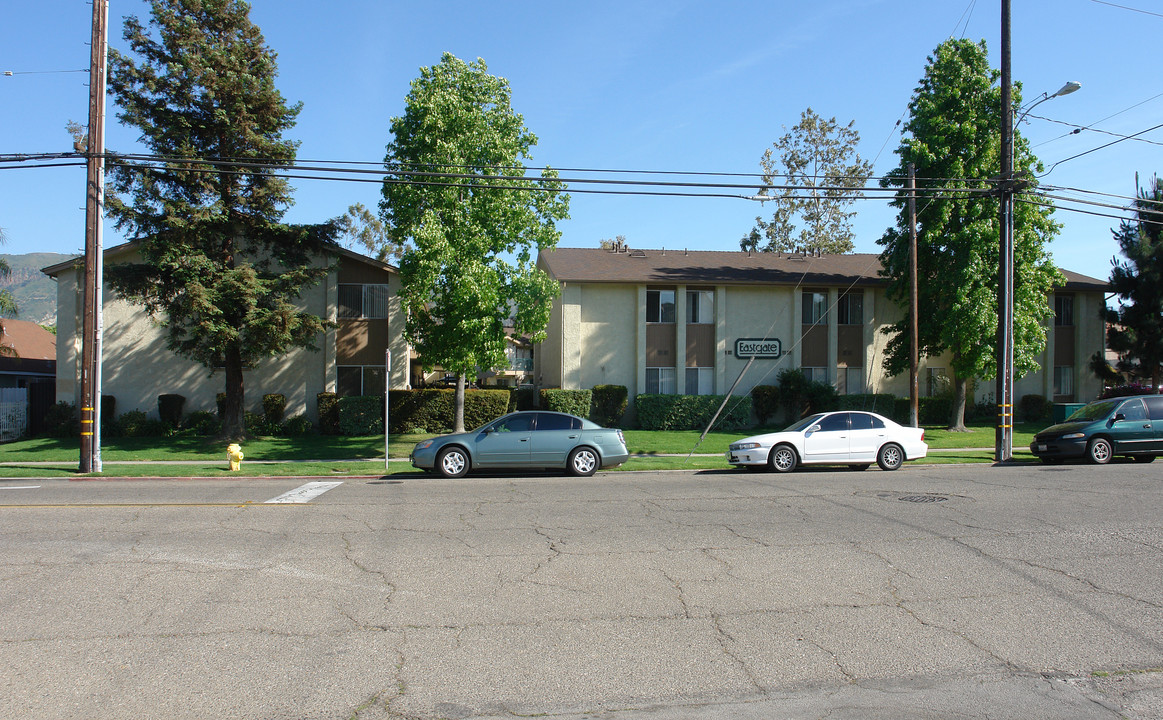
1030;395;1163;464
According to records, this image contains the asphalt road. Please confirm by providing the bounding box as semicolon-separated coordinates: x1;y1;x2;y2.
1;462;1161;720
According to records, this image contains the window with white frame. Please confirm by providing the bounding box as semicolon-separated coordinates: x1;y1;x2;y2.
685;367;714;395
1054;294;1074;327
802;290;827;325
338;284;391;320
646;289;676;323
926;367;947;397
338;365;386;396
843;367;866;395
838;290;863;325
686;290;714;324
801;367;828;384
646;367;676;394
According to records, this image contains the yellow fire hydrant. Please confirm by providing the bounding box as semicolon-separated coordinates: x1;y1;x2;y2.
227;443;244;472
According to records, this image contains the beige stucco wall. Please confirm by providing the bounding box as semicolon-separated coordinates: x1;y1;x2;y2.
54;248;406;423
535;280;1110;409
578;284;638;391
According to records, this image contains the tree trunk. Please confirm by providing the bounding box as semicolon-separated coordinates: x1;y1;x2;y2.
454;374;466;433
221;344;246;440
948;373;969;432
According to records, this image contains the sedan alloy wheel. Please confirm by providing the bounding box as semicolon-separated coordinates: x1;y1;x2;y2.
769;444;798;473
568;447;598;477
437;447;470;478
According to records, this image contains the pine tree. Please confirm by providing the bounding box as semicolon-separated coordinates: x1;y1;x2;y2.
1106;176;1163;388
105;0;333;439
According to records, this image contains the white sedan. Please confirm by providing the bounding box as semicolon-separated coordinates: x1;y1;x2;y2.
727;411;928;472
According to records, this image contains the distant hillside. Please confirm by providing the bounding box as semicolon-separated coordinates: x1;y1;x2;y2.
1;253;74;327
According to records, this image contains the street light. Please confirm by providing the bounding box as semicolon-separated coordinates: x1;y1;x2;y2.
996;79;1080;462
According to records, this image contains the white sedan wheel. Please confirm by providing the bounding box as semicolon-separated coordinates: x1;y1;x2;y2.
769;444;798;473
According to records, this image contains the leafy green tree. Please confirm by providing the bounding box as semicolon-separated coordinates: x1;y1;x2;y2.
1106;175;1163;387
106;0;333;439
877;39;1062;430
335;202;402;263
742;108;873;256
380;53;569;432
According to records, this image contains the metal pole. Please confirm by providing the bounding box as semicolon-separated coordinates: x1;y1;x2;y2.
908;162;919;427
390;348;395;472
80;0;108;473
996;0;1014;462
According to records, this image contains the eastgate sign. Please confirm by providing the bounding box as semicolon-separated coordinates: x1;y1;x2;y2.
735;338;783;358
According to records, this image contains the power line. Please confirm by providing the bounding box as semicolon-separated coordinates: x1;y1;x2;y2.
1090;0;1163;19
1027;112;1163;148
1039;121;1163;177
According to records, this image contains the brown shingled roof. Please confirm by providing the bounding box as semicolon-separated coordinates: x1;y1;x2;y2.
538;247;1109;291
0;319;56;360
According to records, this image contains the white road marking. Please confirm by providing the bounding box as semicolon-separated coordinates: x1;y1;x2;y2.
1;486;41;490
264;481;343;504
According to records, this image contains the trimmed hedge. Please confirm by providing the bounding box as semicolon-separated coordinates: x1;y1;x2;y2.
317;392;340;434
263;394;286;425
836;393;896;416
540;389;592;418
508;387;538;412
635;394;753;431
590;385;628;427
1019;394;1052;422
751;385;780;424
338;396;383;436
386;389;511;434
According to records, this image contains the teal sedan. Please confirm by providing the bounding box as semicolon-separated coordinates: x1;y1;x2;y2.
410;411;629;478
1030;395;1163;464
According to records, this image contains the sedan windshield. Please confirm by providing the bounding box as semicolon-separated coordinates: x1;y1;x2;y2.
1066;400;1118;422
784;414;825;433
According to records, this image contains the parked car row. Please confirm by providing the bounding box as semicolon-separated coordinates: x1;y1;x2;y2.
409;396;1163;478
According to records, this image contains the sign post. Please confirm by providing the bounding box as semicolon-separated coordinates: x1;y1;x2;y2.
390;351;395;476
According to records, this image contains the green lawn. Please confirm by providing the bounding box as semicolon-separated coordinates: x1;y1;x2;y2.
0;420;1041;478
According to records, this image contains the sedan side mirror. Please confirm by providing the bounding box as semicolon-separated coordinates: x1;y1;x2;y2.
1113;413;1126;423
809;425;822;433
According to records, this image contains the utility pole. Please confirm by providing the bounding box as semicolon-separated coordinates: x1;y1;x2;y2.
908;162;919;428
995;0;1015;462
80;0;108;473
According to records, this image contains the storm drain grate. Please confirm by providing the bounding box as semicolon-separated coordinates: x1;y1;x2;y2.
897;494;948;504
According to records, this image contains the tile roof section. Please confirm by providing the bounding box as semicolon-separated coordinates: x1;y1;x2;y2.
539;247;1108;291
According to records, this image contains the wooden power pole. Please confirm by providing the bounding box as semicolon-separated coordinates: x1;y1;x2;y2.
80;0;108;473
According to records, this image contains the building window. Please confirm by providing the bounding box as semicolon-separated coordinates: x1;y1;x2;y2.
841;367;865;395
926;367;947;397
646;289;675;324
802;290;827;325
1054;366;1074;397
838;291;863;325
1055;295;1074;327
338;365;386;396
686;290;714;324
339;284;391;320
646;367;676;394
685;367;714;395
801;367;828;384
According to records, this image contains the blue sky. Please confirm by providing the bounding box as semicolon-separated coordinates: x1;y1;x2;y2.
2;0;1161;282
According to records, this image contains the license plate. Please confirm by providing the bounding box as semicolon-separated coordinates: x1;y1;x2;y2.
1037;444;1047;452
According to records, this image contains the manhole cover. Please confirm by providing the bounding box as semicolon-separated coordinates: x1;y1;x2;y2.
897;494;948;503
